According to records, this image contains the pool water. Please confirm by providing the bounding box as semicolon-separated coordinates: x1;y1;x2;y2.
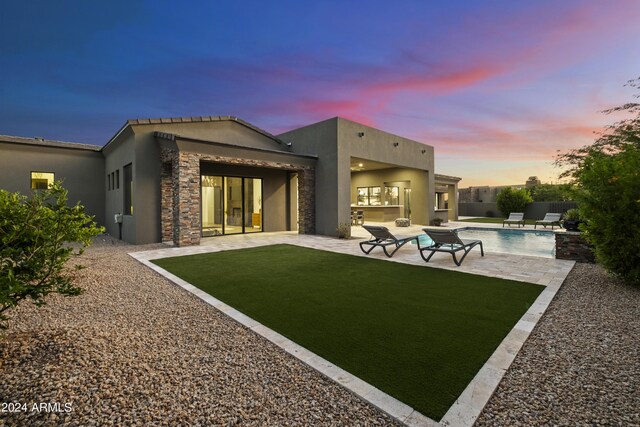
415;228;555;258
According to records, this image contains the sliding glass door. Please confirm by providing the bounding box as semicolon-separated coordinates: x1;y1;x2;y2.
201;176;223;237
224;177;243;234
201;175;262;236
244;178;262;233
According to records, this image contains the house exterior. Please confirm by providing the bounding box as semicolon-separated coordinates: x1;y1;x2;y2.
0;116;460;246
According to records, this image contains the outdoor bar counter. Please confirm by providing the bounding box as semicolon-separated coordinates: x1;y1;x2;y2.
352;205;404;222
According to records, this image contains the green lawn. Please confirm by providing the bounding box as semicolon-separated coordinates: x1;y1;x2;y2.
458;217;538;225
153;244;542;420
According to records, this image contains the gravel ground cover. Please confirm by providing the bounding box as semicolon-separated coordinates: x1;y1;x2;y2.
476;263;640;426
1;237;638;426
0;237;400;426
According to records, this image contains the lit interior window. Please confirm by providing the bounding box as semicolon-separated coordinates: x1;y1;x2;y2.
31;172;55;190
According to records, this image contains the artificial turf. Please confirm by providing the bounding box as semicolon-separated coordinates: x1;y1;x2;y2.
153;244;543;420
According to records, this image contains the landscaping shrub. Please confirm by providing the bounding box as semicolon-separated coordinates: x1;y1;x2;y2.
556;77;640;285
335;222;351;239
571;145;640;283
530;183;574;201
0;181;103;329
496;187;532;217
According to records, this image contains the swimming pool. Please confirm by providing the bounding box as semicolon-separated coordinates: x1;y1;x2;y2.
416;227;556;258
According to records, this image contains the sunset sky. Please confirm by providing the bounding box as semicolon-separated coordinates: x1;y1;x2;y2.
1;1;639;186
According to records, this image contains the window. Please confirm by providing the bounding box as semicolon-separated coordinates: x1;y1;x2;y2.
369;187;381;205
124;163;133;215
31;172;54;190
356;186;381;205
357;187;369;205
116;170;120;189
107;174;110;191
385;186;399;205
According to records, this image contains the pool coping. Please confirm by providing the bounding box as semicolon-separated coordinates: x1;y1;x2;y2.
129;242;571;427
453;226;555;233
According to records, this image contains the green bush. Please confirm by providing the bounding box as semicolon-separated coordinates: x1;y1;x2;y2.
573;145;640;284
496;187;533;217
530;183;574;201
562;208;581;221
556;77;640;284
0;181;104;329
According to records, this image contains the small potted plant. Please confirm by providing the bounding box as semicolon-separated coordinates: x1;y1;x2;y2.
562;208;582;231
432;217;443;227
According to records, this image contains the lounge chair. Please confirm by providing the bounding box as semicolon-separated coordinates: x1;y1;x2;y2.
503;212;525;228
535;213;562;229
418;229;484;266
359;225;418;258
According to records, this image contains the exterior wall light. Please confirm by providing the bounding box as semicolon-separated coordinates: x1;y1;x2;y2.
421;149;426;154
393;142;399;147
358;132;365;137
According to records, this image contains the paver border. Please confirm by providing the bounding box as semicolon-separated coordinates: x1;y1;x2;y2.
129;242;572;426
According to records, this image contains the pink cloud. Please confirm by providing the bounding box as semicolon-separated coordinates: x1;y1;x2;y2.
421;111;608;163
368;63;505;95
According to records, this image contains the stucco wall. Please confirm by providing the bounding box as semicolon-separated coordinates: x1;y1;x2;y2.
0;141;105;226
123;119;285;244
340;118;435;226
103;127;137;243
279;118;339;236
281;117;436;234
133;120;285;152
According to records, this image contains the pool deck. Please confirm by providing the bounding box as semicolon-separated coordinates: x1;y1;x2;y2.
130;220;574;427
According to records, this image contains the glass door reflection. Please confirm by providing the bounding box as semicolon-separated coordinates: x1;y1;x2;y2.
404;188;412;220
202;175;264;236
201;176;223;236
224;177;243;235
244;178;262;233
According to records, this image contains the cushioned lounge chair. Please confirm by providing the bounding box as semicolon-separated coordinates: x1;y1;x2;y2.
359;225;418;258
503;212;525;228
418;229;484;266
535;213;562;229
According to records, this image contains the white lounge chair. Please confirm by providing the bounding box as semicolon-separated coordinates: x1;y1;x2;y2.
535;213;562;229
503;213;525;228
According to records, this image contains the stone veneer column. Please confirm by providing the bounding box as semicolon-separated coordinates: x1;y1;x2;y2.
555;231;595;263
160;162;173;242
172;152;201;246
297;168;315;234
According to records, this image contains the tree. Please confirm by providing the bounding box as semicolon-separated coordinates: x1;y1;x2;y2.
556;77;640;285
496;187;533;217
529;183;574;202
0;181;103;329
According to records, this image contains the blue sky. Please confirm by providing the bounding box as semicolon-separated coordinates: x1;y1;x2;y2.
1;0;639;185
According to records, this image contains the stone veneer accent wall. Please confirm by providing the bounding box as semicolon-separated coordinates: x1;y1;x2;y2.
160;162;173;242
160;147;315;246
555;231;595;263
296;168;315;235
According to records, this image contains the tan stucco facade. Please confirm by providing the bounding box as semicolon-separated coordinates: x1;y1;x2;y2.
0;137;105;225
1;115;460;245
279;117;438;234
